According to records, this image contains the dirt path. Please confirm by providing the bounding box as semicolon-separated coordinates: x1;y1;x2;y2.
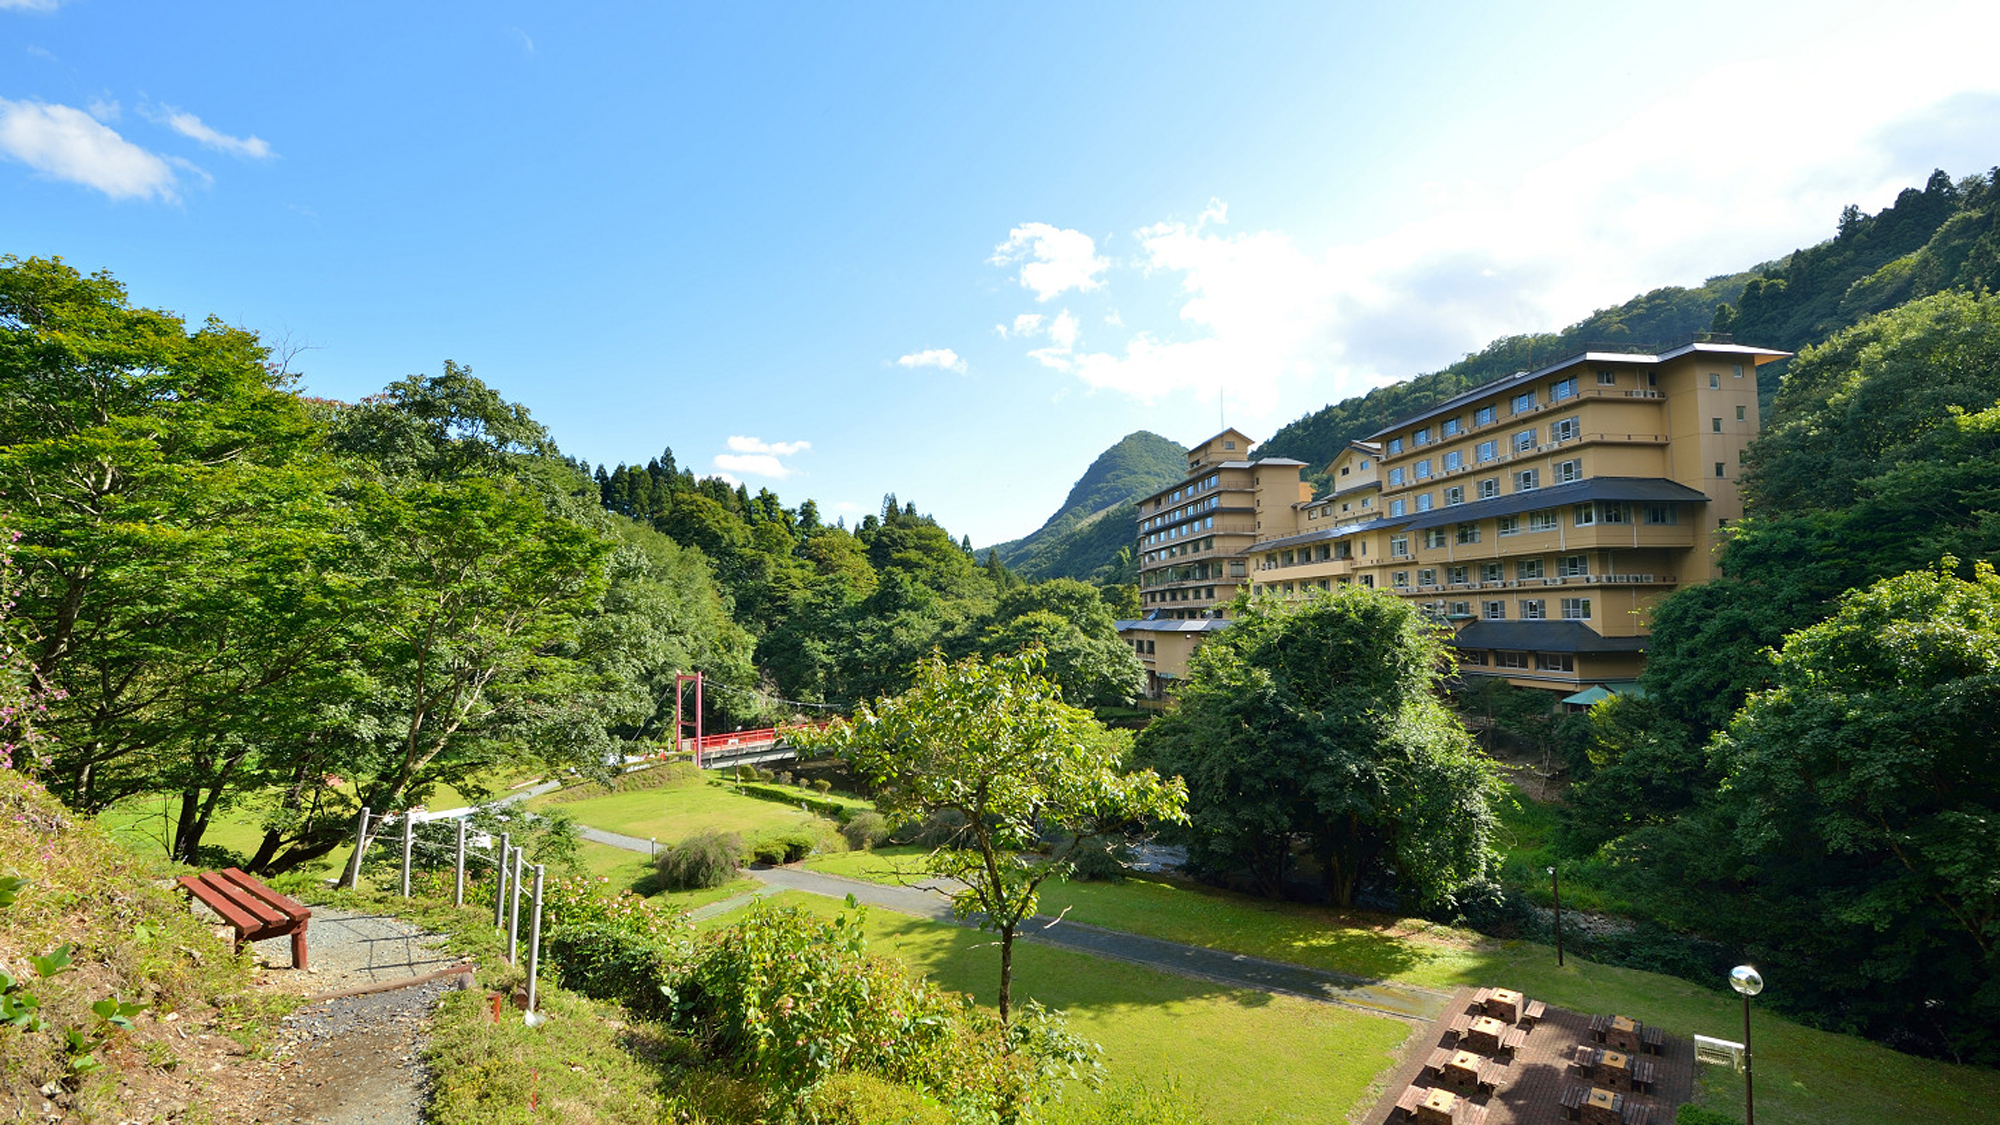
231;907;465;1124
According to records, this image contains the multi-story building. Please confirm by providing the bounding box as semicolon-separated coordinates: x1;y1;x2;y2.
1118;340;1790;701
1131;428;1305;621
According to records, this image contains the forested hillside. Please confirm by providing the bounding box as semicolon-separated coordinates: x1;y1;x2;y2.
981;430;1186;583
1257;164;1999;484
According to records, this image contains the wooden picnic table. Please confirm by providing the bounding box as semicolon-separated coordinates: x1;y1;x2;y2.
1581;1085;1624;1125
1485;987;1523;1023
1606;1014;1642;1054
1521;998;1548;1026
1443;1049;1500;1092
1640;1024;1665;1055
1466;1014;1507;1054
1575;1046;1635;1093
1415;1086;1459;1125
1445;1012;1473;1043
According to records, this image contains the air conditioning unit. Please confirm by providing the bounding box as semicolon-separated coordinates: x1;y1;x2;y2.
1695;1035;1746;1072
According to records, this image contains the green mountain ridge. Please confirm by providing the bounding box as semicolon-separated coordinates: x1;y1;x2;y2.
981;431;1187;583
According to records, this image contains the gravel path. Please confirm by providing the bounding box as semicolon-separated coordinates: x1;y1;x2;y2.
242;907;466;1124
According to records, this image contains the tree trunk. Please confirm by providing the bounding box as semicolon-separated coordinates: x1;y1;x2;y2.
171;788;204;862
999;922;1016;1026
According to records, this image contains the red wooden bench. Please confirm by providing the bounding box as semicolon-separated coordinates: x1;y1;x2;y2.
177;867;311;969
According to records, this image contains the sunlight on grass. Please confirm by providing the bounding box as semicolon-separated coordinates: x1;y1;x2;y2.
530;779;835;846
760;890;1411;1124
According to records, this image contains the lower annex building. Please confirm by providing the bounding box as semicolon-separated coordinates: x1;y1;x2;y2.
1117;339;1790;702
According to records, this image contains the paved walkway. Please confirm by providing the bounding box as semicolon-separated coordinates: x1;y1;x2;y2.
579;828;1451;1023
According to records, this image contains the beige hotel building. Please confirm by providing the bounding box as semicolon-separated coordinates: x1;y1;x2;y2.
1119;341;1790;700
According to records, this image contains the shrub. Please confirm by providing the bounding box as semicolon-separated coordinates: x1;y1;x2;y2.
776;771;794;787
893;809;968;848
540;873;692;944
749;829;816;866
665;902;1074;1114
812;778;833;796
757;766;777;783
735;763;759;782
656;831;743;891
1064;837;1131;882
808;1072;952;1125
544;923;685;1020
841;811;890;851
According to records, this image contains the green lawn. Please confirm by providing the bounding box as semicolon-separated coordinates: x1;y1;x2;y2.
805;847;2000;1125
532;779;839;847
750;890;1412;1124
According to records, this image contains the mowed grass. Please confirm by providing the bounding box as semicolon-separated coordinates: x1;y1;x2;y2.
750;890;1412;1124
530;778;836;846
804;846;2000;1125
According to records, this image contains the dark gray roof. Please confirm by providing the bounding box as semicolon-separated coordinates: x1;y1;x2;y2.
1448;620;1648;654
1251;516;1405;553
1397;477;1708;531
1115;618;1235;634
1365;342;1791;440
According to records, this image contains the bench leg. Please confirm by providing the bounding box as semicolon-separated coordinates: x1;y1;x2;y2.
291;924;309;971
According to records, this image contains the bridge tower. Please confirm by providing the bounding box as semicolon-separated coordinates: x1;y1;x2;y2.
673;671;704;769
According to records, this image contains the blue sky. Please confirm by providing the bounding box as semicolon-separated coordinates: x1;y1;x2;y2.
6;2;1999;546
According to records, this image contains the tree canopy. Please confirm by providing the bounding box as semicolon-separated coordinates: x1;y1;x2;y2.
1137;587;1499;908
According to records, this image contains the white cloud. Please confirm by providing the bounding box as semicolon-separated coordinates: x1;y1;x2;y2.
999;22;2000;427
0;98;180;200
896;348;966;373
0;0;69;11
712;435;811;480
85;97;118;122
989;223;1108;301
1046;309;1080;350
726;435;811;456
995;313;1044;339
508;26;535;55
155;107;273;160
831;500;863;513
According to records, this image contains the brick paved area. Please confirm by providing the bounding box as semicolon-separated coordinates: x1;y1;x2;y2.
1361;990;1694;1125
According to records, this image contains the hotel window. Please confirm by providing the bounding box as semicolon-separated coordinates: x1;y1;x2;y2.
1443;450;1463;471
1556;459;1582;483
1456;522;1481;544
1393;571;1410;588
1521;598;1547;619
1495;650;1529;668
1712;417;1723;433
1390;499;1407;517
1390;534;1410;558
1475;405;1497;426
1415;459;1433;480
1512;390;1536;414
1513;468;1540;492
1461;649;1489;666
1550;416;1578;442
1444;486;1465;506
1538;652;1575;672
1441;418;1461;437
1449;600;1470;616
1418;568;1437;586
1517;559;1545;580
1477;478;1500;499
1549;376;1578;402
1361;575;1374;587
1497;515;1521;536
1646;504;1678;525
1513;429;1536;453
1448;566;1469;585
1481;563;1503;583
1388;437;1404;454
1425;528;1447;548
1737;405;1747;421
1528;510;1560;531
1414;427;1432;446
1476;440;1498;463
1483;600;1506;620
1388;467;1405;486
1597;370;1617;385
1601;502;1629;524
1557;555;1588;577
1561;597;1592;620
1733;364;1744;378
1710;373;1721;389
1416;493;1434;512
1229;560;1247;576
1715;462;1726;478
1573;503;1596;527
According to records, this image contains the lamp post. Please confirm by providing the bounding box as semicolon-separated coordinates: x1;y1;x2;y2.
1731;964;1763;1125
1548;865;1564;967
